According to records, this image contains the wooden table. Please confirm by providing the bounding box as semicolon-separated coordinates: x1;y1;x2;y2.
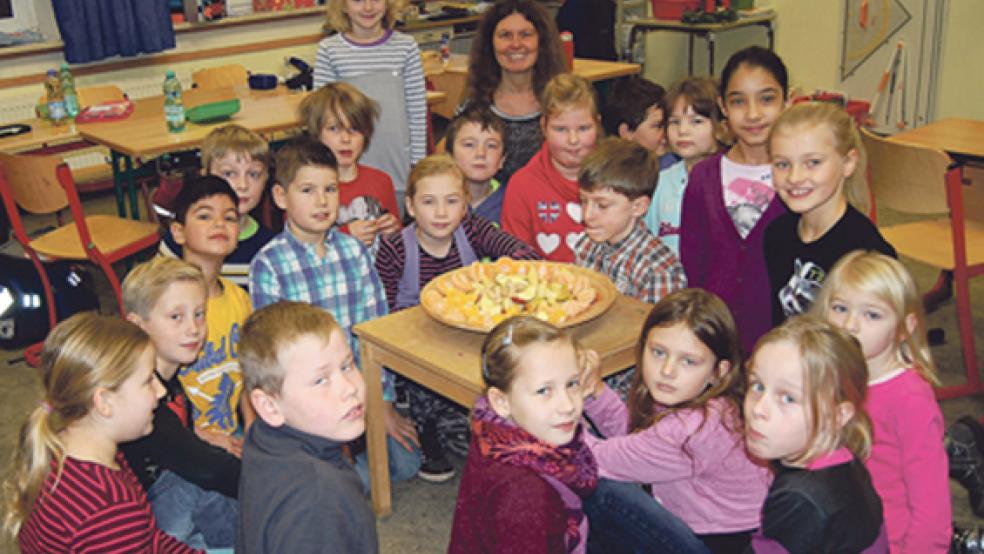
77;87;447;219
625;12;776;75
428;55;642;120
890;118;984;163
353;294;651;517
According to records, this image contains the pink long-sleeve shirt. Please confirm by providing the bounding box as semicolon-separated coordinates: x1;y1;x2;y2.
865;368;951;554
583;386;770;534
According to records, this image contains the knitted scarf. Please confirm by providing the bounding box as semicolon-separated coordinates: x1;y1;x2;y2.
472;396;598;552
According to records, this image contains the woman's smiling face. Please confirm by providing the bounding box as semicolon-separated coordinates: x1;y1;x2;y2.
493;13;540;76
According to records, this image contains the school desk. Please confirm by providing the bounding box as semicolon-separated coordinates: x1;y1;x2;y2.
353;293;651;517
427;55;642;120
76;87;447;220
624;12;776;75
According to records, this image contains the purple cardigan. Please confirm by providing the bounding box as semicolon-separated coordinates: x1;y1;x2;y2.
679;152;786;354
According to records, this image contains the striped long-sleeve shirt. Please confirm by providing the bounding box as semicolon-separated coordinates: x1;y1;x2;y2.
375;213;541;312
19;454;201;554
314;31;427;164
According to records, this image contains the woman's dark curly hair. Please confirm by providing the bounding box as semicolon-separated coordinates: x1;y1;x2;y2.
465;0;567;108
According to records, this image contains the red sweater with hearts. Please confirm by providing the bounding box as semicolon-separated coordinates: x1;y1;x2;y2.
501;144;584;262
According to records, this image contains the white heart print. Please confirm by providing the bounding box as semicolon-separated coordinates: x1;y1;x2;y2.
565;232;583;251
536;233;561;254
566;202;583;223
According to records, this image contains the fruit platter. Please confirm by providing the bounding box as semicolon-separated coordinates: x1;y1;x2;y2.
420;258;618;332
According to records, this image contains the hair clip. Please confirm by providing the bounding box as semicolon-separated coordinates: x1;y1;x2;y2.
503;324;514;347
39;400;52;414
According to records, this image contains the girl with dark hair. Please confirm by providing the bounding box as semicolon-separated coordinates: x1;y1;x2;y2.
464;0;566;186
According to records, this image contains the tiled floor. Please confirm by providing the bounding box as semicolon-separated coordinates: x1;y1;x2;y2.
1;190;982;552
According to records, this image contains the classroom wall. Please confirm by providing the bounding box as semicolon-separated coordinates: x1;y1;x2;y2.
936;0;984;120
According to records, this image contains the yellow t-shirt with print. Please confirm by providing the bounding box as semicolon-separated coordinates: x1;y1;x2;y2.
178;277;252;434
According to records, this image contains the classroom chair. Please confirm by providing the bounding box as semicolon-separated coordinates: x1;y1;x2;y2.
862;128;984;399
0;153;160;365
192;64;249;90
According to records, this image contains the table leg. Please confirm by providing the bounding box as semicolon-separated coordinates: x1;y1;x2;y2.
110;150;126;218
124;155;139;220
707;32;716;76
360;341;393;517
687;33;695;75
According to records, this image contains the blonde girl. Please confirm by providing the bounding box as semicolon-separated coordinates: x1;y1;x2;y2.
501;73;600;262
679;46;790;354
449;316;598;553
745;315;888;554
4;313;200;553
813;251;950;553
764;102;896;325
581;288;768;554
316;0;425;190
374;155;538;480
644;76;725;255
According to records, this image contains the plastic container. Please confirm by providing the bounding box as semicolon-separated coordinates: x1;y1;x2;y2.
651;0;700;20
44;69;67;126
560;31;575;71
185;98;241;123
163;70;186;133
59;63;79;120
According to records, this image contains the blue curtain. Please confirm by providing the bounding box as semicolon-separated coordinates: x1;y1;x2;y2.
52;0;176;64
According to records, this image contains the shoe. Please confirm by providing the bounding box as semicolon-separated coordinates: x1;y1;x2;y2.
946;416;984;517
418;419;455;483
951;526;984;554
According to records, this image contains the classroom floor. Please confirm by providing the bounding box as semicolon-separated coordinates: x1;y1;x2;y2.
1;190;983;553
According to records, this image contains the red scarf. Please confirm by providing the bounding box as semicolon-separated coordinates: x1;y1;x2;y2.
472;396;598;551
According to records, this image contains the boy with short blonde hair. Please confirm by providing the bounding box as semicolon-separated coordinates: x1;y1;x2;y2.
249;135;421;488
160;124;276;287
237;301;377;553
121;256;241;549
574;137;686;304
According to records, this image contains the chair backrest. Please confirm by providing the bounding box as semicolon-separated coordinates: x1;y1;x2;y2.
39;84;125;108
0;153;69;215
192;64;248;90
861;127;951;215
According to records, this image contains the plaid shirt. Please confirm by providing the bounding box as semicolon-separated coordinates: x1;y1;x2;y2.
249;226;394;400
574;220;687;304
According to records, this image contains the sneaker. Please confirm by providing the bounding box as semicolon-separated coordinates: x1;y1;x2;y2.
946;416;984;517
418;419;455;483
952;526;984;554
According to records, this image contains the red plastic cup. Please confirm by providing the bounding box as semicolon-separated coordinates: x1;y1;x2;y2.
560;31;574;71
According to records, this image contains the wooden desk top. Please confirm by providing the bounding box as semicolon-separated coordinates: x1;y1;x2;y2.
77;88;447;160
440;54;641;82
890;118;984;161
629;12;776;32
353;294;650;406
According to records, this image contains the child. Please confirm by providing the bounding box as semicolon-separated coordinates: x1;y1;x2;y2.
679;46;790;354
574;137;686;304
813;251;950;552
375;154;539;480
449;316;599;553
248;136;421;488
643;76;724;256
765;102;896;324
300;81;401;247
237;301;377;553
171;175;254;452
121;257;240;550
316;0;426;191
745;315;888;553
604;75;678;169
446;105;508;224
4;313;201;554
502;73;600;262
160;124;276;288
581;289;769;554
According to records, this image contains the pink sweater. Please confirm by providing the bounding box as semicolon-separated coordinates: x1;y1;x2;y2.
583;387;770;534
865;368;951;554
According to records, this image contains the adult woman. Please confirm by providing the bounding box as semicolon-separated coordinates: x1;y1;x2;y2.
465;0;566;186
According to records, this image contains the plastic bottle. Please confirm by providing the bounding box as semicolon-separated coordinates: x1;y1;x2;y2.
440;33;451;65
44;69;67;126
59;63;79;120
163;70;186;133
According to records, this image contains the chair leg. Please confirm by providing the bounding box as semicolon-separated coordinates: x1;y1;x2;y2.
936;269;980;400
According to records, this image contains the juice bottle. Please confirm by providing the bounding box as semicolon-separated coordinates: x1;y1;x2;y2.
60;63;79;120
163;70;186;133
44;69;67;126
